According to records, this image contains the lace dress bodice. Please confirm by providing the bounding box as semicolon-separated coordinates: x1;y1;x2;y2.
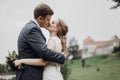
43;37;64;80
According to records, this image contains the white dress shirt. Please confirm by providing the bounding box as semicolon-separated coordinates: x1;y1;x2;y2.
32;19;50;43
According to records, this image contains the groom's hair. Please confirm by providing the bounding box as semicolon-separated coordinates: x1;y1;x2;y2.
34;3;54;19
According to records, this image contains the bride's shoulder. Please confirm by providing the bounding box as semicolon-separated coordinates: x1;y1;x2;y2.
49;37;57;40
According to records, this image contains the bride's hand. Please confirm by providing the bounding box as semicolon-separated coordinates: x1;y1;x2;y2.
13;60;22;67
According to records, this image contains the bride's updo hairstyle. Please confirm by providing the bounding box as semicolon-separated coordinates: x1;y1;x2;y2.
56;18;68;52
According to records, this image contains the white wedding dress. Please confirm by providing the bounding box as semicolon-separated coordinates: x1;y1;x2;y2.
43;37;64;80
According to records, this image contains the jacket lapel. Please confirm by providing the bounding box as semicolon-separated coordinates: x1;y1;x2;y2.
30;20;46;42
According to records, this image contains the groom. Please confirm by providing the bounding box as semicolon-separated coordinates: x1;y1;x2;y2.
16;3;65;80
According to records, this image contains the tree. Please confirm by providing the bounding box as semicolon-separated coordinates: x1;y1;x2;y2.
110;0;120;9
112;42;120;53
67;37;80;59
0;64;7;74
61;61;71;80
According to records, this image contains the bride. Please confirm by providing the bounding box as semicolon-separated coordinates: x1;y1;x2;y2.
14;18;68;80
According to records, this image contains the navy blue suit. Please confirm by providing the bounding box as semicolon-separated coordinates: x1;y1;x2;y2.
16;20;65;80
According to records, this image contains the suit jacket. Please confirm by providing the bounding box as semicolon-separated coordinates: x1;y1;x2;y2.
16;20;65;80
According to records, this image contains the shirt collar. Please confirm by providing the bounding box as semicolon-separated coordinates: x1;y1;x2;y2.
32;19;49;40
32;19;41;29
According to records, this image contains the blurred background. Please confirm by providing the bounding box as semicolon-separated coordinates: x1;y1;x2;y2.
0;0;120;80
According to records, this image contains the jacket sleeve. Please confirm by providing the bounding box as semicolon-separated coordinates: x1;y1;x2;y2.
26;27;65;64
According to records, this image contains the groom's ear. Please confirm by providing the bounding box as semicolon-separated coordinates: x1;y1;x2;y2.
38;16;42;21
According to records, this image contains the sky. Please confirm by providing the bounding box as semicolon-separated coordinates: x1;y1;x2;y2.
0;0;120;64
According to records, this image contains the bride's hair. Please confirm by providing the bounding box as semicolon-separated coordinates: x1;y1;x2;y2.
56;18;68;52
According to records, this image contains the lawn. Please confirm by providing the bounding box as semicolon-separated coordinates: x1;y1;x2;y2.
67;53;120;80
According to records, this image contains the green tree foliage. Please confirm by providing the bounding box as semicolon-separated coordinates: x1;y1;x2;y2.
67;37;80;59
110;0;120;9
0;64;7;74
113;41;120;52
61;61;71;80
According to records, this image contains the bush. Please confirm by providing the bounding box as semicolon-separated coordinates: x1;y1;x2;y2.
101;55;108;59
61;60;71;80
8;77;15;80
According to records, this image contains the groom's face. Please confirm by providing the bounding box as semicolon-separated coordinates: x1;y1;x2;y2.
39;15;51;28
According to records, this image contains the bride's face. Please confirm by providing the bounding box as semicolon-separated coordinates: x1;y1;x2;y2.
46;19;58;32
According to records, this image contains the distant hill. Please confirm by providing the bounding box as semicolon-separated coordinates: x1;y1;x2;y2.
67;52;120;80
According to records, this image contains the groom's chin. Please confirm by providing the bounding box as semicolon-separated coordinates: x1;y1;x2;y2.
44;26;47;29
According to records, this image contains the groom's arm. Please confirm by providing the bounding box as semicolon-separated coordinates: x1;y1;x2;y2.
26;27;65;64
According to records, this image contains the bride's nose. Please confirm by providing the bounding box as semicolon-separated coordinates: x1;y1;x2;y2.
51;20;55;24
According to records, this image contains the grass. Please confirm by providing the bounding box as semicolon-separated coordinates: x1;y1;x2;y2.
67;53;120;80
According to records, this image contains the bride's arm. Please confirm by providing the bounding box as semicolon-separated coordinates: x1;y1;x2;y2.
14;58;48;67
14;38;55;67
